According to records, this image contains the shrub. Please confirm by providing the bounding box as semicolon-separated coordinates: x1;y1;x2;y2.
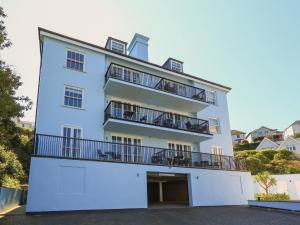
273;149;293;160
246;157;266;174
260;149;277;161
294;132;300;138
233;143;260;151
255;193;290;201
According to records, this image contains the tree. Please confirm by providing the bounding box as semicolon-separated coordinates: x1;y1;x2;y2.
0;144;24;188
0;7;32;146
254;172;276;194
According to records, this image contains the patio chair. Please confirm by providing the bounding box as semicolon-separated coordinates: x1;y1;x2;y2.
140;115;147;123
97;150;108;160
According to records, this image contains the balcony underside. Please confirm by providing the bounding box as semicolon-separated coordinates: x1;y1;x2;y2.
104;118;212;143
104;78;209;113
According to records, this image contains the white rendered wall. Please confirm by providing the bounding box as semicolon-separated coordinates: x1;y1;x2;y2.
253;174;300;200
27;157;254;212
36;37;107;140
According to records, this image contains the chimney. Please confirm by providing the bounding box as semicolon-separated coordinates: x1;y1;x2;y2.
128;33;149;61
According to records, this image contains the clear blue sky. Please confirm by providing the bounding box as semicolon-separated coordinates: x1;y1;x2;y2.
2;0;299;133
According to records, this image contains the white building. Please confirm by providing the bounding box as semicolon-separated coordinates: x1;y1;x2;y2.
246;126;281;143
256;137;280;150
12;117;34;130
26;28;253;213
278;136;300;158
283;120;300;139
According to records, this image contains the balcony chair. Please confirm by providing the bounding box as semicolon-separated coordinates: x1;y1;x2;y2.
97;150;108;160
140;115;147;123
191;92;204;101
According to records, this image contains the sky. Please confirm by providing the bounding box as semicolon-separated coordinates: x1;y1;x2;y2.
1;0;300;134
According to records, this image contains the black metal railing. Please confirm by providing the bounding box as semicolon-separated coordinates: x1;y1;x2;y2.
34;134;247;171
105;63;207;103
104;101;211;135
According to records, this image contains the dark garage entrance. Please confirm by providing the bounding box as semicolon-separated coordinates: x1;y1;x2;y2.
147;172;189;207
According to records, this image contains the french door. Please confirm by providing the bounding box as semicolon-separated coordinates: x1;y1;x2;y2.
62;127;82;158
168;143;191;158
112;135;142;162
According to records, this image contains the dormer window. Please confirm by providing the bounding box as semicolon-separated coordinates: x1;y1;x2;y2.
170;60;183;72
162;58;183;72
111;40;126;54
105;37;127;55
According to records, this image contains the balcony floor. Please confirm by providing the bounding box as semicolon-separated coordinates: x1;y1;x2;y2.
103;118;212;143
104;78;209;113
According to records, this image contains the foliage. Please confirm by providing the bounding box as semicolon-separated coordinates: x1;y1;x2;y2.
0;7;32;146
233;142;260;151
294;132;300;138
273;149;293;160
0;7;33;186
255;193;290;201
234;149;300;175
254;172;276;194
0;145;24;188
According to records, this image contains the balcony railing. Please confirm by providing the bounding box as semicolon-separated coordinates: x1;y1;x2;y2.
104;101;211;135
105;63;207;103
34;134;247;171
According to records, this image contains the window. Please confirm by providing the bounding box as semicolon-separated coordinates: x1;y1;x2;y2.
111;40;126;54
168;142;191;158
112;135;142;162
212;146;224;155
66;50;84;72
209;118;220;134
64;86;83;109
287;144;296;151
206;90;217;105
170;60;183;72
62;126;82;157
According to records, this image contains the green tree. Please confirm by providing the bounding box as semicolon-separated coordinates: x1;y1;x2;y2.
254;172;276;194
0;145;24;188
0;7;32;146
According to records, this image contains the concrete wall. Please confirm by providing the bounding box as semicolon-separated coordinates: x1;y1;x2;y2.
27;157;254;212
253;174;300;200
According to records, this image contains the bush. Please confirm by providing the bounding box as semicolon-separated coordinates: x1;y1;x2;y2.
246;157;266;174
273;149;293;160
255;193;290;201
294;132;300;138
0;145;24;188
260;149;277;161
233;142;260;151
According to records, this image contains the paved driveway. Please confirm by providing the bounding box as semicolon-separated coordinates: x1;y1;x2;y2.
1;206;299;225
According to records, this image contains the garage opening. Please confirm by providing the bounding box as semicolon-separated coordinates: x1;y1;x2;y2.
147;172;189;208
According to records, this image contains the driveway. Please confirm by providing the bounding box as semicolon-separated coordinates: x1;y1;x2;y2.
0;206;299;225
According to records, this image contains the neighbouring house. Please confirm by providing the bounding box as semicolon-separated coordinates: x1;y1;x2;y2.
283;120;300;139
256;137;281;150
278;136;300;157
246;126;282;143
26;28;253;213
12;117;34;130
231;130;246;145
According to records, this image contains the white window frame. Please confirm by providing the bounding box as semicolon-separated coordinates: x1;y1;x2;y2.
65;49;85;72
111;40;126;54
206;90;217;105
287;144;296;151
211;146;224;155
170;60;183;72
209;118;221;134
60;125;83;158
63;85;84;109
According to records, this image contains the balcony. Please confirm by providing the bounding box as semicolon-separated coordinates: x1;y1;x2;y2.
104;101;212;142
104;63;209;113
34;134;247;171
